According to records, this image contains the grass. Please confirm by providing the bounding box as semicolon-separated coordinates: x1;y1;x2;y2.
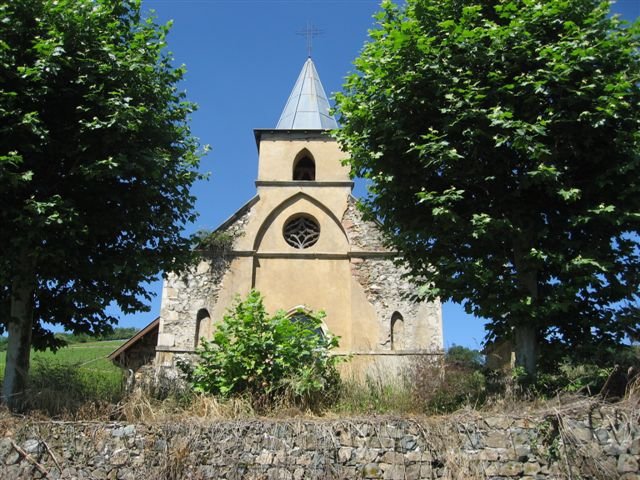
0;339;123;370
0;339;126;415
333;374;419;415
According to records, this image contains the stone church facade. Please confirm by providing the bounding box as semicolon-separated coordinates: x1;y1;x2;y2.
153;58;443;377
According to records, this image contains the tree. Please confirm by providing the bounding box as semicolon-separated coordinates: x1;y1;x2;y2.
0;0;203;409
334;0;640;378
446;345;484;369
180;290;341;411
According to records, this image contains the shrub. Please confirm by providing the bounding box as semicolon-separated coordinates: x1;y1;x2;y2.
192;229;236;255
416;364;487;414
534;355;639;398
179;290;342;411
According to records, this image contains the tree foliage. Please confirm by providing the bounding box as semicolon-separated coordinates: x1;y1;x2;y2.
180;290;341;410
0;0;203;408
446;345;484;369
334;0;640;376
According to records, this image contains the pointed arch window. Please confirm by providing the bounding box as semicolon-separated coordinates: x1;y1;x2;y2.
195;308;210;348
390;311;404;351
293;150;316;181
289;313;326;338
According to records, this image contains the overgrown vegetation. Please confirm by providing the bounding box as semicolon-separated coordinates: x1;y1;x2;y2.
336;345;639;415
415;361;487;414
192;229;236;255
0;339;637;419
0;300;633;419
179;290;342;412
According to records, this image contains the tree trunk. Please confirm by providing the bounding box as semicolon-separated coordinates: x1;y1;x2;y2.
515;323;537;379
513;239;539;379
2;271;35;411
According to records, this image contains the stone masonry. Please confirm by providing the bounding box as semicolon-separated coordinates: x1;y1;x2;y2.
1;401;638;479
156;205;253;357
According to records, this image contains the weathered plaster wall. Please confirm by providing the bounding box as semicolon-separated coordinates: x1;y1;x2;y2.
254;257;354;348
1;402;638;479
349;258;442;352
256;132;350;182
341;196;387;253
343;197;443;354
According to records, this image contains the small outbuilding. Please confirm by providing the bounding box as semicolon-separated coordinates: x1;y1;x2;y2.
108;317;159;371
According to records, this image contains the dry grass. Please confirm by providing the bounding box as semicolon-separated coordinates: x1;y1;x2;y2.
625;373;640;402
554;396;639;479
115;390;256;423
332;373;418;415
2;360;638;425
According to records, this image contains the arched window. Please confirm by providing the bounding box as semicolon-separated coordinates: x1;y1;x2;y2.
293;151;316;181
390;311;404;351
195;308;210;348
290;312;325;338
286;307;326;338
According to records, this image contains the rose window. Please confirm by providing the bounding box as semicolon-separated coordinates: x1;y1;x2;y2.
283;215;320;249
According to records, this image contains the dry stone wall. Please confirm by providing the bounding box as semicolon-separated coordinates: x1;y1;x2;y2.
1;402;638;479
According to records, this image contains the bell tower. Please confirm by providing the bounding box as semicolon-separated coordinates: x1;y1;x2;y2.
248;58;355;344
255;57;350;184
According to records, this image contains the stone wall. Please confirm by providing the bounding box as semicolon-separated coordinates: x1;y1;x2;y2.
350;257;442;353
342;195;443;355
157;256;231;353
157;206;252;355
341;196;387;252
1;401;638;479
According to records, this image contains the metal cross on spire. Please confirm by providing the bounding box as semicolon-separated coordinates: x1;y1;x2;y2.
296;22;323;58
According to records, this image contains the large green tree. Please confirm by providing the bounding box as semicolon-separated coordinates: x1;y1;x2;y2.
0;0;203;409
335;0;640;377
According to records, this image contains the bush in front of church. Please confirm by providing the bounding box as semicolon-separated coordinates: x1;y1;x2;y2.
179;290;342;411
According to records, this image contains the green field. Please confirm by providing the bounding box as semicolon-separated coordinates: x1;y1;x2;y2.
0;340;126;413
0;339;124;373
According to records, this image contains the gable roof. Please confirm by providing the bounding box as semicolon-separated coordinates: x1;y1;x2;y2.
107;317;159;362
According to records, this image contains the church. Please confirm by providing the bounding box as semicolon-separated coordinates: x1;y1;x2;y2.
111;58;443;377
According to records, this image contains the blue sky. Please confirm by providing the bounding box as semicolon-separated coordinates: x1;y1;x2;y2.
112;0;640;349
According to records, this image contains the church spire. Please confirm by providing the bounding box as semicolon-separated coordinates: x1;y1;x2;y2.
276;58;338;130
